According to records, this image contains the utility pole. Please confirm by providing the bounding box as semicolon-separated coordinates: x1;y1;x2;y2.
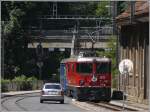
1;21;4;79
71;25;78;56
53;2;57;18
36;42;43;80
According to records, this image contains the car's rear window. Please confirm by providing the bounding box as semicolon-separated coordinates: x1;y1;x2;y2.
44;84;61;89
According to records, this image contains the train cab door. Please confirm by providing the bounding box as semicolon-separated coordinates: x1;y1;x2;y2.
60;63;66;91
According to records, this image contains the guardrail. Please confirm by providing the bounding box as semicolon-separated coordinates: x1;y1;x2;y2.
39;15;112;20
29;28;113;39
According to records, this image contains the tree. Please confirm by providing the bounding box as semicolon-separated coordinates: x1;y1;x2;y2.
2;2;39;79
96;1;109;17
117;1;128;15
95;1;111;25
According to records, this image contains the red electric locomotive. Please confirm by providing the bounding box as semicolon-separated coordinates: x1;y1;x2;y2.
60;53;111;102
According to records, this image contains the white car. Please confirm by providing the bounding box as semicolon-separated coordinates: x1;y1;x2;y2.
40;83;64;104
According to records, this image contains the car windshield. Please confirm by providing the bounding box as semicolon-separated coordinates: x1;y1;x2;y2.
76;63;92;74
45;84;61;89
96;63;110;74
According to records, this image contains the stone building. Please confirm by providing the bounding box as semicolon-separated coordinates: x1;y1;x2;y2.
116;1;149;104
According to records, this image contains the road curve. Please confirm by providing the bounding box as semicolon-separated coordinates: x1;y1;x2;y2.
1;93;87;112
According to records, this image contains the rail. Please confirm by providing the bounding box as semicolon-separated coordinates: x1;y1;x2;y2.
87;101;138;111
1;93;39;111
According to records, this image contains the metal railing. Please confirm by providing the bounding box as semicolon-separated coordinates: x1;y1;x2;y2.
39;15;112;20
29;27;113;38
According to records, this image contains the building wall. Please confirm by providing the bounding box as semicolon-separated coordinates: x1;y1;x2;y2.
119;22;149;104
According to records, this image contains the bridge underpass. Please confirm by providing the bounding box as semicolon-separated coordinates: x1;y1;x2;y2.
28;35;109;49
28;27;113;54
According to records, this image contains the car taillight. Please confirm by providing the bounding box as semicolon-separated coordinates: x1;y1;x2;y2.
41;90;44;95
61;91;64;96
58;91;64;96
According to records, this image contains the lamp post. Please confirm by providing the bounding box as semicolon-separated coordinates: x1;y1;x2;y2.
1;21;5;79
119;59;133;110
122;62;128;110
71;25;78;56
36;42;43;80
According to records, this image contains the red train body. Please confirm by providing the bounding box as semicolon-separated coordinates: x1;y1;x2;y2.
60;56;111;101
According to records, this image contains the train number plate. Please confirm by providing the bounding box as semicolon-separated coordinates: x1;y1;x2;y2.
99;76;105;79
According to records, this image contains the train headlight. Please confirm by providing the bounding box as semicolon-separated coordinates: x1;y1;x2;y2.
92;75;97;82
79;80;85;86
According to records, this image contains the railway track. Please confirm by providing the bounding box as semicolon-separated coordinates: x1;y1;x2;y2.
1;93;39;111
72;99;138;111
15;96;28;111
87;101;137;111
1;95;27;111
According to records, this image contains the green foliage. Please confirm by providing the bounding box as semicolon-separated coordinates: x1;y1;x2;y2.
1;76;39;92
95;1;111;25
66;2;97;15
1;79;11;92
1;79;10;83
117;1;128;14
2;2;72;79
96;1;109;17
2;2;38;79
12;75;38;90
12;75;26;82
27;76;37;82
3;7;25;35
12;75;27;90
27;76;38;90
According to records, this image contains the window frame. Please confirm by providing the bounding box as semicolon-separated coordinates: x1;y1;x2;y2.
76;62;93;74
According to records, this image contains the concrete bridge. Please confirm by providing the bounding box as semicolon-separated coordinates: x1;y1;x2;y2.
28;36;109;49
28;27;113;50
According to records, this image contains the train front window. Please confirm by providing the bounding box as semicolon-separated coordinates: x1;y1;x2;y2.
76;63;92;74
96;63;110;74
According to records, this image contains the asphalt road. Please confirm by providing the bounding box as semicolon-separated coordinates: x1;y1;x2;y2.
1;93;87;112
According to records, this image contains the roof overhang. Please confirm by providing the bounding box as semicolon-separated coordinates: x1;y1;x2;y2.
116;1;149;26
116;12;149;26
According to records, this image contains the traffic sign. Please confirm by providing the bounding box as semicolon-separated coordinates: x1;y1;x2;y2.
119;59;133;110
119;59;133;75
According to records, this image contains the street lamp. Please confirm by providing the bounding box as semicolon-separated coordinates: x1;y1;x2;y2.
119;59;133;110
36;43;44;80
71;25;78;56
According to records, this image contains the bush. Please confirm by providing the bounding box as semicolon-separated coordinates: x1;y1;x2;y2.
1;79;10;92
27;76;38;90
2;75;39;91
12;75;28;90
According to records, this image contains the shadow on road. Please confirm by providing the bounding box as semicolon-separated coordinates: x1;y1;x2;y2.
42;101;69;104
